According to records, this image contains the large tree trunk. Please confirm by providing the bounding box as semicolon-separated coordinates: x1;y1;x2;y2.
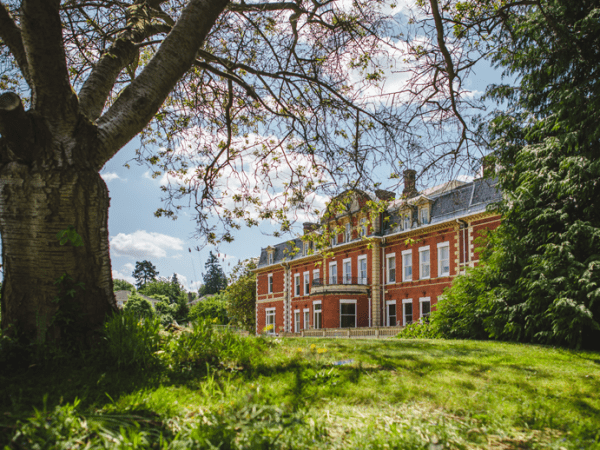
0;161;117;344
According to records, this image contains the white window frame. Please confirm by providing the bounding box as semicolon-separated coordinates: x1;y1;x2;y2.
268;273;273;294
329;261;338;285
345;223;352;242
386;300;397;327
403;213;411;230
402;250;412;282
265;307;276;335
302;241;308;256
339;299;357;328
294;273;300;297
420;207;429;225
386;253;396;284
437;241;450;277
313;300;322;329
343;257;352;284
267;252;274;265
402;299;413;326
359;218;367;238
419;245;431;280
357;255;368;285
303;271;310;296
419;297;431;322
294;310;300;333
303;308;310;330
313;268;320;284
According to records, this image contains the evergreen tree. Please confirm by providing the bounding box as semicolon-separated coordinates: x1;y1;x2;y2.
199;252;228;296
434;0;600;349
225;259;257;332
132;261;159;290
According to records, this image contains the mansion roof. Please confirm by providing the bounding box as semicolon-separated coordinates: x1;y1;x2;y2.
257;177;501;269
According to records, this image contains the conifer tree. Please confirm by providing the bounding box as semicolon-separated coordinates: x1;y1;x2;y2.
132;261;159;290
199;252;227;296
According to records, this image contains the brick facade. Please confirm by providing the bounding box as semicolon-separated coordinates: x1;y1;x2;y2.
254;177;502;335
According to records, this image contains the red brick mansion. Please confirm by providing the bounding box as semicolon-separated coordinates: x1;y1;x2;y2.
254;170;501;335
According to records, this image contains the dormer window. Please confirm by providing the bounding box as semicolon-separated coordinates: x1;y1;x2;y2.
344;223;351;242
359;218;367;237
303;241;309;256
420;208;429;225
403;215;410;230
266;247;274;265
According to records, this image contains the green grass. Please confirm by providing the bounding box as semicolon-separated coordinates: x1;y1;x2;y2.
1;332;599;449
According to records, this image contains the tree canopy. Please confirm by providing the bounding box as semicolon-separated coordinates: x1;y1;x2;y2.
199;251;228;296
133;261;160;289
224;259;257;332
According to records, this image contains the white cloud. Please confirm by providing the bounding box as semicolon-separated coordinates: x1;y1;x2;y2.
101;172;124;182
110;230;185;259
112;270;136;286
123;262;135;273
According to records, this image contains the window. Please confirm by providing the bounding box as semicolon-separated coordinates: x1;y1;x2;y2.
344;223;352;242
303;271;310;296
358;255;368;285
330;236;336;247
265;308;276;334
420;208;429;225
303;308;310;329
340;300;356;328
313;302;322;329
294;310;300;333
387;300;397;326
386;254;396;284
303;242;309;256
313;269;320;285
402;299;413;325
343;258;352;284
420;297;431;323
294;273;300;297
419;246;430;279
403;214;410;230
267;252;274;265
437;242;450;277
359;218;367;238
402;250;412;281
268;274;273;294
329;262;338;285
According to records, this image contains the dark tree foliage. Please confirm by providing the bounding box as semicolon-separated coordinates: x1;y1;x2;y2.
434;0;600;349
132;260;159;289
113;279;135;292
199;252;227;296
139;274;189;322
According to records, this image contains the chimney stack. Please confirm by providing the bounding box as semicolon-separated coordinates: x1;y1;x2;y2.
303;222;318;234
375;189;395;201
403;169;418;198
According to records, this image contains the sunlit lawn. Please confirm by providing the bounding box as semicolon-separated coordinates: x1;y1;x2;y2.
1;336;599;449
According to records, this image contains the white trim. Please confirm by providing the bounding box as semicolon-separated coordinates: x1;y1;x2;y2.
386;300;397;327
313;300;322;329
312;300;322;305
267;252;274;265
357;255;368;285
418;245;431;280
267;273;273;294
339;299;357;328
386;252;396;284
329;261;338;284
303;308;310;330
401;249;412;282
437;241;450;277
294;273;300;297
342;257;352;284
265;307;276;335
419;297;431;322
402;298;413;326
294;309;301;333
303;271;310;296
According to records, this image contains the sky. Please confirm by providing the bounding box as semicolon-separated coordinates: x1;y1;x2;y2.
0;0;505;294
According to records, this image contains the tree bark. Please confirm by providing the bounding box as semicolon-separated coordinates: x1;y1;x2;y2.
0;160;117;343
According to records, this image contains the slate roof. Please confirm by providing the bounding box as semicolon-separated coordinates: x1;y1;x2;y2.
256;177;501;269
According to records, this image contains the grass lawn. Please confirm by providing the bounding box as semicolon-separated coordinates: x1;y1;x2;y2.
1;334;599;449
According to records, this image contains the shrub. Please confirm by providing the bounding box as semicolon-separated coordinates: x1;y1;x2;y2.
103;311;162;369
123;293;155;319
396;321;440;339
189;293;229;324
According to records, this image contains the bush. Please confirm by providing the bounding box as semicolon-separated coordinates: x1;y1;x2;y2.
396;321;440;339
123;293;155;319
154;299;178;326
103;311;162;369
189;293;229;324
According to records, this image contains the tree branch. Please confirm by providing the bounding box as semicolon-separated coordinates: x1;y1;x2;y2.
0;3;31;86
95;0;230;170
20;0;77;125
0;92;36;161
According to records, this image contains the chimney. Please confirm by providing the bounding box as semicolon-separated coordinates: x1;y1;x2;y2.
403;169;418;198
303;222;318;234
375;189;395;201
